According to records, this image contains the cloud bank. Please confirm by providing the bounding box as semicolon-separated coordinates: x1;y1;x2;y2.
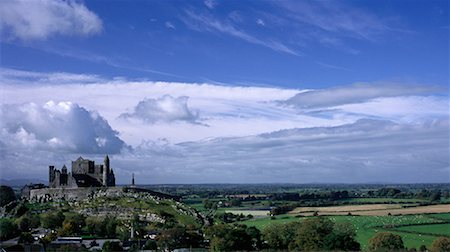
119;119;449;183
0;0;102;41
0;69;448;183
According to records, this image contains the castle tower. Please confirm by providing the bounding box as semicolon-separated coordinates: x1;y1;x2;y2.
49;166;55;185
104;155;110;170
61;165;68;186
102;155;109;186
61;165;67;174
111;169;115;186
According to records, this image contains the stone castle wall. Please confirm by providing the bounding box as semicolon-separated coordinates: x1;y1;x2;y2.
28;186;180;202
29;187;124;202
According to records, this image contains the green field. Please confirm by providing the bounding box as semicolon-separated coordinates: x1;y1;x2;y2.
395;223;450;236
238;213;450;250
427;213;450;220
343;198;428;203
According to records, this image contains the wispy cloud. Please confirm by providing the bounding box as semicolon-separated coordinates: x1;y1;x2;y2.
284;82;446;109
5;44;183;79
314;61;352;72
181;10;300;56
165;21;176;29
0;0;102;41
256;18;265;26
275;0;391;41
204;0;217;9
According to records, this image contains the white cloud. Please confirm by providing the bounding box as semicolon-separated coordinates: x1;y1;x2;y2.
165;21;175;29
0;68;102;84
204;0;217;9
181;10;300;56
114;119;449;183
256;18;265;26
120;95;201;124
0;69;448;183
276;1;392;41
334;96;449;122
0;101;126;154
0;0;102;41
284;83;444;109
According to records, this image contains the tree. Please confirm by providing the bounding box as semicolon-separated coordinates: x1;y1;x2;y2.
263;222;301;249
104;216;117;238
430;237;450;252
246;226;262;250
443;191;449;199
419;245;427;252
18;216;31;232
14;203;29;217
42;211;65;229
368;232;404;251
85;216;116;238
18;232;34;244
206;224;254;251
324;222;360;251
60;213;85;235
230;199;242;207
39;233;56;251
143;240;157;250
0;218;19;241
59;220;76;236
291;217;334;251
0;186;16;207
28;214;40;229
102;241;123;252
430;191;442;202
157;227;203;250
203;199;218;210
263;218;359;251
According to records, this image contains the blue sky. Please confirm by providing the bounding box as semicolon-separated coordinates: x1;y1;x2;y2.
0;0;448;183
1;0;448;88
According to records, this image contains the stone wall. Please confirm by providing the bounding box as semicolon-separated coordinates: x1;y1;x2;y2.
29;186;179;203
29;187;124;202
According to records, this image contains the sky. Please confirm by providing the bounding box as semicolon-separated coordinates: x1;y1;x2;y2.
0;0;448;184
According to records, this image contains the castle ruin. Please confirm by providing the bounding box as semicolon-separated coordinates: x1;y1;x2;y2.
49;155;115;188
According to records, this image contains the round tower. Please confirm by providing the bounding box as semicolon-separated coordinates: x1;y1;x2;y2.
104;155;110;170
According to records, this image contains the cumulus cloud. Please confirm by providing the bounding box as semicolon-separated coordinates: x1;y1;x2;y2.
120;95;201;124
284;83;444;109
0;0;102;41
0;101;125;154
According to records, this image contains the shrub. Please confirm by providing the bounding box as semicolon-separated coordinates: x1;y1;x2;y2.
430;237;450;252
368;232;404;251
0;186;16;207
0;218;19;241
